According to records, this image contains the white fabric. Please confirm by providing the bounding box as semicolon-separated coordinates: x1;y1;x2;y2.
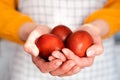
0;40;17;80
0;0;119;80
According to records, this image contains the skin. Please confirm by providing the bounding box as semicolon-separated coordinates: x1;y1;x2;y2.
19;19;109;76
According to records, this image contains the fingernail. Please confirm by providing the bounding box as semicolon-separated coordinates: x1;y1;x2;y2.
62;49;68;55
55;61;62;66
87;50;95;56
53;52;59;58
49;55;56;61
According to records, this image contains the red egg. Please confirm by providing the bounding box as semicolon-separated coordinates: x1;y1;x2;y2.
51;25;72;41
66;30;93;57
36;34;64;60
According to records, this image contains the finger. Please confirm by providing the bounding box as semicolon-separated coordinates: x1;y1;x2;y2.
62;48;95;67
59;66;81;77
32;56;62;73
24;42;39;56
80;57;95;67
86;44;104;57
51;50;66;62
48;56;56;61
24;29;41;56
24;25;51;56
86;32;104;56
79;25;104;57
62;48;77;60
26;25;50;44
50;60;76;76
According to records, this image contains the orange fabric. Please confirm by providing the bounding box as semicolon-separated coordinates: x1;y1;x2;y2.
0;0;120;44
84;0;120;39
0;0;33;44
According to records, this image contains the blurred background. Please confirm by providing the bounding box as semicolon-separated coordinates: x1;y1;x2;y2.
114;32;120;79
115;32;120;43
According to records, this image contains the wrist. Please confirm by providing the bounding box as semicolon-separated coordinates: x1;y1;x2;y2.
82;24;101;35
19;22;37;41
89;19;109;37
80;19;109;37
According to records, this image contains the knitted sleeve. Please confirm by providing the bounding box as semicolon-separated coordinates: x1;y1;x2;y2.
0;1;33;44
84;0;120;39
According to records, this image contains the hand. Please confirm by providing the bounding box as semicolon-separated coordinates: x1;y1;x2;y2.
32;55;63;73
20;23;63;73
48;49;94;77
48;22;105;76
23;24;51;56
79;24;104;57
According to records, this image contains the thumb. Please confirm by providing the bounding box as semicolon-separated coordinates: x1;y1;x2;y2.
24;42;39;56
86;44;104;57
24;30;40;56
62;48;95;68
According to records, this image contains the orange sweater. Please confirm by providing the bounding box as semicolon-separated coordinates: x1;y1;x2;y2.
0;0;120;44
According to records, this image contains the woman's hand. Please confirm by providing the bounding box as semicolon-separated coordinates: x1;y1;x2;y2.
20;19;108;76
19;23;51;56
32;55;63;73
78;24;104;57
19;23;63;73
48;20;109;76
49;48;95;77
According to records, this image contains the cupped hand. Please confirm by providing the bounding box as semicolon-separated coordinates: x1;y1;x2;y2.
48;48;94;76
23;24;65;73
48;23;104;76
79;24;104;57
24;25;51;56
32;55;63;73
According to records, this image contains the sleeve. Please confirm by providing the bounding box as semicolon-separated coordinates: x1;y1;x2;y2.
84;0;120;39
0;1;33;44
